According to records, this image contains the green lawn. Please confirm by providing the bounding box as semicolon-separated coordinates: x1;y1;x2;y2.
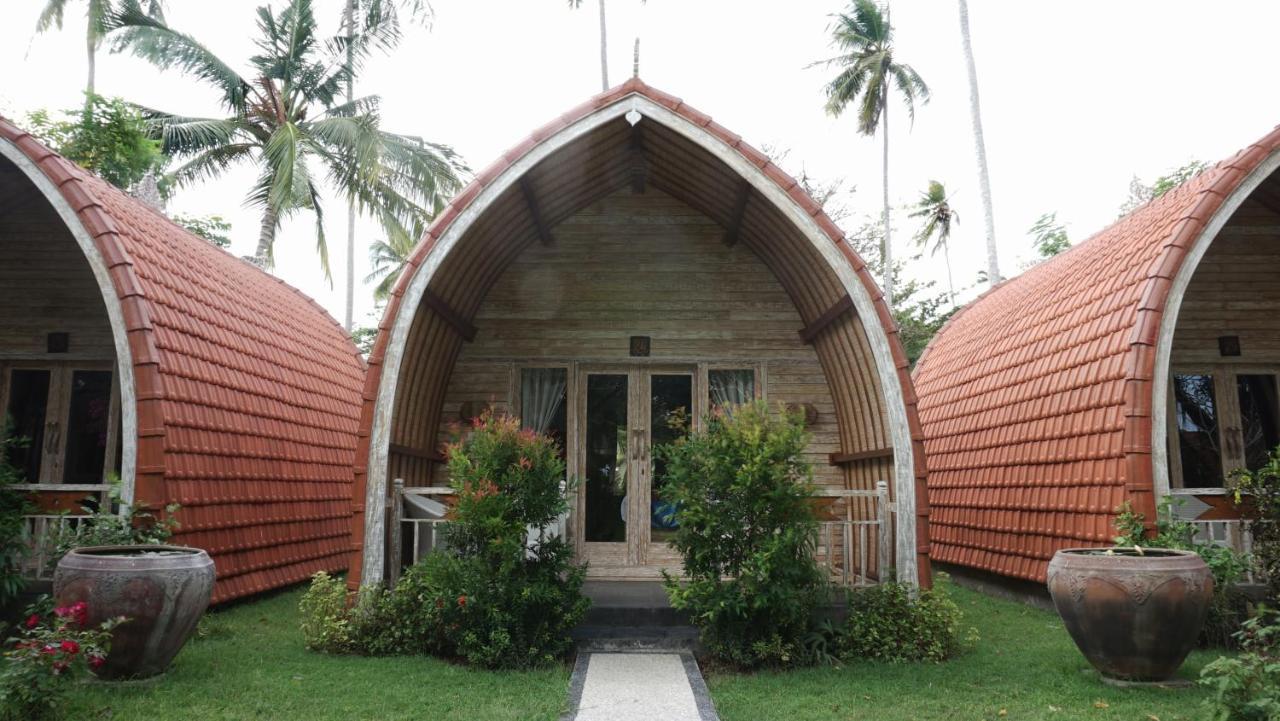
61;580;1229;721
64;587;572;721
707;582;1222;721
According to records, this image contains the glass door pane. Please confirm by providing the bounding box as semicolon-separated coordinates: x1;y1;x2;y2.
1237;374;1280;472
650;375;692;543
584;374;628;543
63;370;113;484
5;369;51;483
1173;374;1224;488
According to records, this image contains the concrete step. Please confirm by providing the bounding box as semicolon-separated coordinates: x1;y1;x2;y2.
572;625;701;653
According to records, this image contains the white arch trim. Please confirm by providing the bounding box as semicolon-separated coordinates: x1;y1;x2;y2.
1152;146;1280;498
0;139;138;504
362;94;919;586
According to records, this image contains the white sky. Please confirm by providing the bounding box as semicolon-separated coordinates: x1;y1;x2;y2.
3;0;1279;327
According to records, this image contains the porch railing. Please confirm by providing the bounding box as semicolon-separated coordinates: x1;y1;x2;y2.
20;513;94;581
388;478;894;588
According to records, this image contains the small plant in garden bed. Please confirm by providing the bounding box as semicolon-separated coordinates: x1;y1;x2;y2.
1200;608;1280;721
658;401;828;669
839;574;974;664
1231;446;1280;604
301;412;588;669
45;476;180;574
0;599;123;721
0;425;34;609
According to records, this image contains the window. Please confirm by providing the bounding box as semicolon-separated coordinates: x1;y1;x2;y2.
1172;374;1223;489
1237;374;1280;472
519;367;567;450
2;364;117;486
709;368;755;410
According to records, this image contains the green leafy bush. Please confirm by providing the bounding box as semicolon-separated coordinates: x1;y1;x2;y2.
840;575;971;663
45;478;179;575
25;95;165;192
1114;498;1252;646
1200;610;1280;721
299;413;588;668
0;427;33;608
0;599;123;721
659;401;827;669
1231;448;1280;604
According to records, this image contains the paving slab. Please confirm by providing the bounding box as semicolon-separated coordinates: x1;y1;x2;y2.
564;652;718;721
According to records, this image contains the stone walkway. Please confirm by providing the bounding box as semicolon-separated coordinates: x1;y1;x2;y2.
563;652;719;721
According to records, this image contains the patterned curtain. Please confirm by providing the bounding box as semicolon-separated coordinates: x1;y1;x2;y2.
710;369;755;410
520;368;567;433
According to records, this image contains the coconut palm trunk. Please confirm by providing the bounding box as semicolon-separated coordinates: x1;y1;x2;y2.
881;89;893;306
257;206;278;264
597;0;608;90
943;242;955;302
958;0;999;286
86;30;96;99
343;0;357;331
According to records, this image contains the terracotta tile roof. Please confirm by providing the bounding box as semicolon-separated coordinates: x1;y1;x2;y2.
914;126;1280;583
0;119;366;603
347;78;932;589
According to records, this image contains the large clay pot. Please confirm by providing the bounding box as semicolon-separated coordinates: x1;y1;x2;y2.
1046;548;1212;683
54;545;215;679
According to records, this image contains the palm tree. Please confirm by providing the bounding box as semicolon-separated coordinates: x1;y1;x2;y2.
339;0;435;329
909;180;957;302
816;0;929;306
364;221;420;303
35;0;165;103
109;0;465;278
957;0;1000;287
567;0;610;90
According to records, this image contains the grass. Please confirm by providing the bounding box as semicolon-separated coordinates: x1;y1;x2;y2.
706;582;1223;721
63;587;571;721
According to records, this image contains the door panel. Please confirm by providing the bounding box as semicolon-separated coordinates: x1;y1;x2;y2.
645;372;693;568
4;369;52;483
582;373;629;546
62;370;114;484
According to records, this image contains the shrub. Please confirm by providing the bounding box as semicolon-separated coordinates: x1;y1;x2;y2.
1114;498;1253;646
1200;609;1280;721
840;575;970;663
1231;448;1280;604
0;426;33;608
0;600;123;721
658;401;827;669
299;413;588;668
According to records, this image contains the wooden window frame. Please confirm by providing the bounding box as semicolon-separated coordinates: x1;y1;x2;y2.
1167;364;1280;493
0;360;119;492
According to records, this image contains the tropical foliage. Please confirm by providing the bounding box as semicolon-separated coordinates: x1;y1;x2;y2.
24;94;165;191
1200;610;1280;721
1119;160;1208;215
659;401;827;669
1231;447;1280;603
1027;212;1069;260
841;575;972;663
108;0;466;277
172;214;232;249
909;180;958;300
816;0;929;306
364;221;420;302
0;600;123;721
34;0;166;99
0;427;33;609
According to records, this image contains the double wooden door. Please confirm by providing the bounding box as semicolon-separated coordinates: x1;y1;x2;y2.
576;365;693;575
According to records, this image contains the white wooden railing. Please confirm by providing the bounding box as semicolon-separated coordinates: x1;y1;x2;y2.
388;478;894;588
20;513;93;581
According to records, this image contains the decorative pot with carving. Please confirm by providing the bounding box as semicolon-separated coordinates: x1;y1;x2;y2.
1046;547;1212;683
54;545;215;680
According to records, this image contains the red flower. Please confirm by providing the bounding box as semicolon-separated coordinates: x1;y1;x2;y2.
457;595;467;608
24;614;39;629
434;598;444;609
51;660;68;674
518;456;532;470
88;655;106;670
60;640;80;655
41;644;57;655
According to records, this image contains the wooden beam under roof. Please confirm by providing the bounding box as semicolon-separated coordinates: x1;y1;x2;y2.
829;447;895;465
389;443;445;462
722;180;751;247
629;125;647;194
799;294;856;344
422;288;477;342
519;178;554;246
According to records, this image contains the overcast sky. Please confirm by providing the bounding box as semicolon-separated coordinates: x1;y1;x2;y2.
3;0;1279;328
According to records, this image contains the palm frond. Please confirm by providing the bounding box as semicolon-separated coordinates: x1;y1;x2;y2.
166;143;255;189
109;2;251;112
306;178;331;282
889;63;930;126
35;0;72;33
146;114;247;156
263;122;303;213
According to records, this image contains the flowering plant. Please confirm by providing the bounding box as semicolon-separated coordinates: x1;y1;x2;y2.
0;600;124;721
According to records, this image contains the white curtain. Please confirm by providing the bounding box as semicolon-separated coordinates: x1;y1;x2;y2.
710;369;755;410
521;368;567;433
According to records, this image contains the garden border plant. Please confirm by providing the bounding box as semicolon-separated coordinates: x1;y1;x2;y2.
0;599;123;721
1230;446;1280;604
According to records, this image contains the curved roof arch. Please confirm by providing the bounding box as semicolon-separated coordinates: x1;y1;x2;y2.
350;79;931;588
0;119;367;602
914;125;1280;582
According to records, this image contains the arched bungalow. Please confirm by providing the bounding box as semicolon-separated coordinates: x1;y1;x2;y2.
915;126;1280;583
348;79;930;591
0;119;366;603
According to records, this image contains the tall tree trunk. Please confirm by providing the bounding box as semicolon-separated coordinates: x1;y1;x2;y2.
256;205;279;266
343;0;357;331
597;0;609;91
85;31;96;102
943;241;956;304
958;0;1000;286
881;92;893;307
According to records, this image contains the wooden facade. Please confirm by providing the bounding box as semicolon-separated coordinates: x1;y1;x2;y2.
349;80;931;590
